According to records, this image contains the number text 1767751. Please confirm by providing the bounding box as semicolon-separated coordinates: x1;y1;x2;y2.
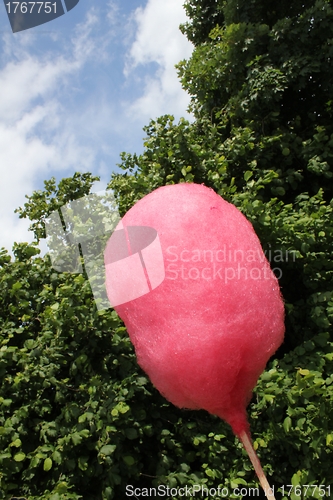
5;2;57;15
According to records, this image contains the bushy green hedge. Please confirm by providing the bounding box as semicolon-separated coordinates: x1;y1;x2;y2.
1;253;331;499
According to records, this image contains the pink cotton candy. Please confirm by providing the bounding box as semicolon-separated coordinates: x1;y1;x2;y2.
104;183;285;437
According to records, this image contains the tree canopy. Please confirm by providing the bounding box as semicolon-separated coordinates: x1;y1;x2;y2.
1;0;333;498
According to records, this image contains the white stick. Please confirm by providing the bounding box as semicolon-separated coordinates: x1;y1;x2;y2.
239;430;276;500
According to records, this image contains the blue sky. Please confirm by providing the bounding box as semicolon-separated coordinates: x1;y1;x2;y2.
0;0;193;252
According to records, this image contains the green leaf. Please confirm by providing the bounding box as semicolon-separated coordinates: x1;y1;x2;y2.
100;445;116;456
10;438;22;448
125;428;138;440
104;487;113;499
205;468;215;478
291;471;301;487
78;455;89;471
275;187;286;196
71;432;82;445
244;171;253;181
12;282;23;291
52;451;62;464
326;434;333;446
43;457;53;471
117;402;130;414
122;455;135;466
14;452;26;462
283;417;292;433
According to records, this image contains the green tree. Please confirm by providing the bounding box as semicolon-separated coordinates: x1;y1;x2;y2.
177;0;333;201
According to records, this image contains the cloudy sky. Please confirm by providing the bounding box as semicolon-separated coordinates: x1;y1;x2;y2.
0;0;193;253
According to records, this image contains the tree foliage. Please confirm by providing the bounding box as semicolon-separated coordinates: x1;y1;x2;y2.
1;0;333;498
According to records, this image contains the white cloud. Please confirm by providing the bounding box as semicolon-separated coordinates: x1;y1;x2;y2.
0;10;108;253
124;0;193;121
72;9;101;63
0;57;69;123
106;0;120;27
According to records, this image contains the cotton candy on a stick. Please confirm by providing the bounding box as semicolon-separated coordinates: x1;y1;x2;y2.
104;183;284;499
